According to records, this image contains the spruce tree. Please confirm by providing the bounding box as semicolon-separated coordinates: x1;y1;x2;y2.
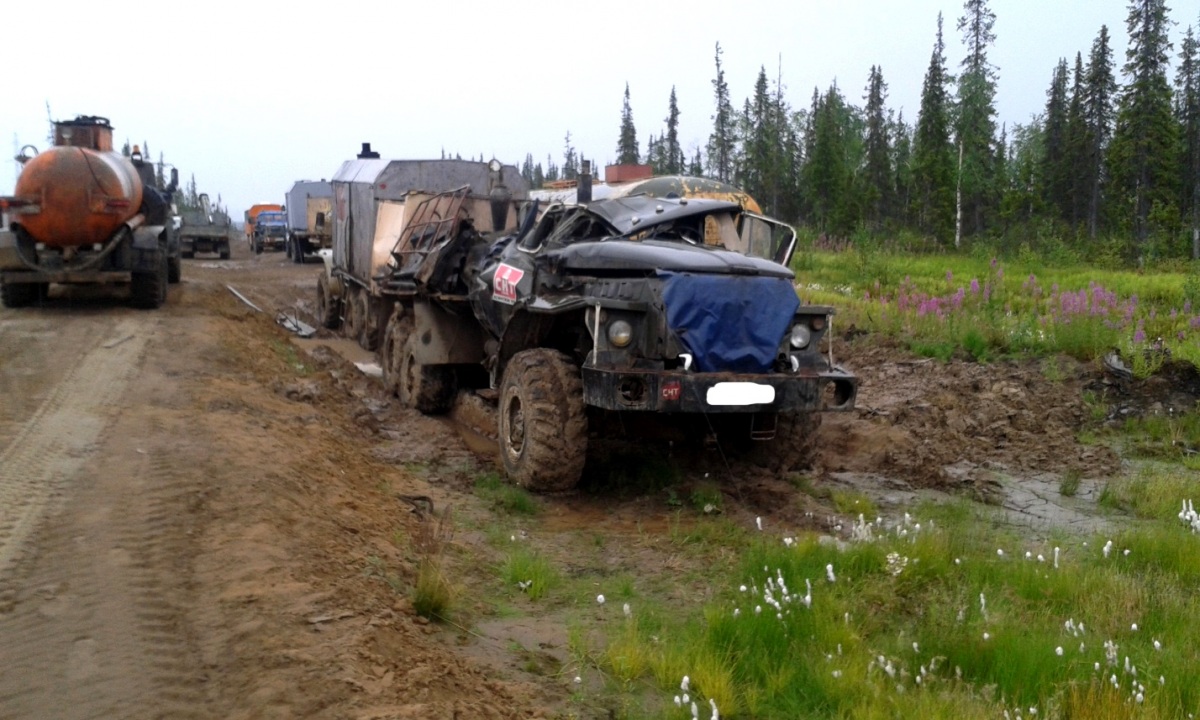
861;65;893;231
1110;0;1179;249
806;83;853;236
616;83;640;165
891;110;914;227
562;132;579;181
955;0;1001;239
707;43;736;182
1177;18;1200;257
1085;25;1118;239
1064;54;1091;226
1041;58;1072;222
664;87;683;174
912;13;956;244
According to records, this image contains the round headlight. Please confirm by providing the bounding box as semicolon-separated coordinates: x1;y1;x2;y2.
790;323;812;349
608;320;633;347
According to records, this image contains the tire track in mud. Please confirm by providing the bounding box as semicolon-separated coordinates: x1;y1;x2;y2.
0;314;208;719
0;316;139;584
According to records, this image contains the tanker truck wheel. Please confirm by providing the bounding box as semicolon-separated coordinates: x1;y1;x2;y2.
167;256;182;284
0;279;45;308
498;349;587;492
316;274;340;329
131;252;168;309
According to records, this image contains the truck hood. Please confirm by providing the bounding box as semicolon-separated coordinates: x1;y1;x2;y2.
553;240;794;278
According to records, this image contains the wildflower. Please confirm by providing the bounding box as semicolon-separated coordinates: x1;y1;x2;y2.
1154;639;1162;651
755;605;762;615
623;603;631;617
674;696;682;707
1055;646;1064;656
733;608;740;618
574;676;582;684
597;594;605;605
1131;623;1138;632
1054;547;1060;569
739;585;747;593
710;698;720;720
913;642;919;653
681;676;690;692
983;632;991;641
1037;554;1045;563
682;693;690;705
755;516;763;531
970;278;980;295
1123;549;1131;557
831;670;842;678
691;701;698;720
946;269;954;283
826;564;836;583
1103;540;1113;558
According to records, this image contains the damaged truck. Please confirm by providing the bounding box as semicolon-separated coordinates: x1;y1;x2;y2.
375;171;858;491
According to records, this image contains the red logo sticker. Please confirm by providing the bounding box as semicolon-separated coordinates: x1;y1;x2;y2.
661;380;682;401
493;263;525;305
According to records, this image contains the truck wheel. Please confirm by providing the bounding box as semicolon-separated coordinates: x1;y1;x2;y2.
397;320;456;414
498;349;587;492
344;287;365;343
285;239;293;260
131;251;168;309
293;240;305;264
253;238;263;255
181;251;195;259
167;255;182;284
361;298;382;351
381;311;407;397
749;411;823;473
219;244;231;261
0;280;44;308
316;274;340;329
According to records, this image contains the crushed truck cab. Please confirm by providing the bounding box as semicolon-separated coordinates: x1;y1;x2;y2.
378;180;857;491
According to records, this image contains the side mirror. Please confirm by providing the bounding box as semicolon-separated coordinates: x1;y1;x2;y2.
169;167;179;192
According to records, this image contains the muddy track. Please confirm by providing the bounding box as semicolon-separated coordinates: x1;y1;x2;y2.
0;312;207;719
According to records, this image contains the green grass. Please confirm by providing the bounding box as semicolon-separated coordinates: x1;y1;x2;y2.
584;498;1200;718
500;546;560;601
795;248;1199;373
475;471;541;515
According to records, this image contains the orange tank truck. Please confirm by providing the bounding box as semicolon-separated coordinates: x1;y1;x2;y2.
244;203;283;246
0;115;180;309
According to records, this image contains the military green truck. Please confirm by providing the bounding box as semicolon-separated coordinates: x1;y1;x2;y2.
179;193;232;259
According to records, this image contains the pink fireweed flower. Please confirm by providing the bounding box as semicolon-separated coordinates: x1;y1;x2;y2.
1133;322;1146;344
970;278;980;295
946;269;954;283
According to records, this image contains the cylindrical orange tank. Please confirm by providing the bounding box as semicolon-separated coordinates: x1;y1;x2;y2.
14;147;144;248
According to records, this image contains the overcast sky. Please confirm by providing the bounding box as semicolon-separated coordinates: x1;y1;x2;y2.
1;1;1192;218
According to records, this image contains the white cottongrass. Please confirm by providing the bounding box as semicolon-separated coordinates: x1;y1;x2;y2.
623;603;631;617
1179;499;1200;533
596;594;605;605
826;563;836;583
1056;646;1064;656
755;516;763;531
1103;540;1113;558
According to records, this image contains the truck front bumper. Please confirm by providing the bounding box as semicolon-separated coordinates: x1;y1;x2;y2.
581;365;857;414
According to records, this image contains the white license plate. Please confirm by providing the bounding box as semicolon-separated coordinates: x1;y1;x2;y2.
705;382;776;406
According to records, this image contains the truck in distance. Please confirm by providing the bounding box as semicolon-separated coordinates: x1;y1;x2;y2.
179;192;232;259
285;180;333;264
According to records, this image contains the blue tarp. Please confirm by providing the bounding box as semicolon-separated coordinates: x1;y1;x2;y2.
659;272;799;373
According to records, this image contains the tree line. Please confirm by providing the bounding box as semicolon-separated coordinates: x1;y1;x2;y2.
518;0;1200;262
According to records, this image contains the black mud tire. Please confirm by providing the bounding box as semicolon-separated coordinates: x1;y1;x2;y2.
0;280;44;308
395;316;457;414
285;239;293;260
748;411;823;473
167;255;182;284
316;273;340;329
380;310;407;397
292;239;305;264
181;250;195;259
253;238;263;255
498;349;587;492
131;251;168;309
360;297;382;352
218;243;231;260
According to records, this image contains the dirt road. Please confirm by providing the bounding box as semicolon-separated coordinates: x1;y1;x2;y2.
0;242;1150;719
